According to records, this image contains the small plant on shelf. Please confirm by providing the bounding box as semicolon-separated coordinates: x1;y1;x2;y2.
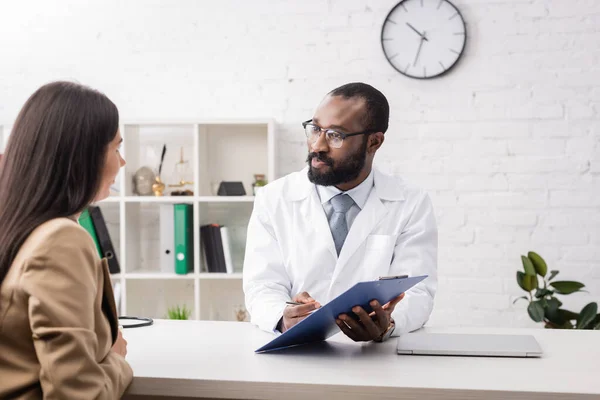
166;304;191;320
515;251;599;329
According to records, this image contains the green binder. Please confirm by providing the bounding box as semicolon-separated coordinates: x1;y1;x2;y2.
174;204;194;275
78;208;102;258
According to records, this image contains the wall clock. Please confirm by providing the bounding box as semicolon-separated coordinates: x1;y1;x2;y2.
381;0;467;79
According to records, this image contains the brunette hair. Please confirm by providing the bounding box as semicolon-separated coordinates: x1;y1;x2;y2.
0;81;119;288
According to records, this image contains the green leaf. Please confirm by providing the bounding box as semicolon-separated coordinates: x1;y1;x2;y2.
560;309;580;321
513;296;529;305
521;255;536;276
516;271;529;292
527;251;547;277
550;281;585;295
576;302;598;329
528;301;545;322
535;288;552;299
548;270;559;281
526;275;538;291
546;297;562;313
594;321;600;330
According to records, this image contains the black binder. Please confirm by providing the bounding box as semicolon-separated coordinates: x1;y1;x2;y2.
200;224;226;273
89;206;121;274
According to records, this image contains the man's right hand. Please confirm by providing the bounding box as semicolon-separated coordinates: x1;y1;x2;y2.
280;292;321;333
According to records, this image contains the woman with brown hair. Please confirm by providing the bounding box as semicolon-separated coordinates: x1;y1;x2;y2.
0;81;133;398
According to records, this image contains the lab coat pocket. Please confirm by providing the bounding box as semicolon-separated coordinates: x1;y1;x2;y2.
366;234;396;251
363;235;396;277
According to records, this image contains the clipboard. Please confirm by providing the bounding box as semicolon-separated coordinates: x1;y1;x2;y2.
255;275;428;353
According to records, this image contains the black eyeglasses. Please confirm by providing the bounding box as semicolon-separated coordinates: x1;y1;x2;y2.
302;119;378;149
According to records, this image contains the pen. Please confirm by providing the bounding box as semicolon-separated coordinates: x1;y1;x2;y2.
378;274;408;280
286;301;303;306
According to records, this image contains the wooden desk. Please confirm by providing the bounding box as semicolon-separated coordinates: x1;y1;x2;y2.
122;320;599;400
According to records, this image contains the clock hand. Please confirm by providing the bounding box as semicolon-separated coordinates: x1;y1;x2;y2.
413;37;425;66
406;22;428;41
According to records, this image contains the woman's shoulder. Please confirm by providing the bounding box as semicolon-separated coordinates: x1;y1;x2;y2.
21;217;96;259
33;217;90;241
9;217;100;284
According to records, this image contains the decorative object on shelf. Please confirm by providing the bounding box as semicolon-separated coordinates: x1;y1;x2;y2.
166;304;191;320
152;176;166;197
381;0;467;79
514;251;599;330
217;181;246;196
132;166;155;196
152;144;167;197
169;146;194;196
252;174;267;195
235;305;249;322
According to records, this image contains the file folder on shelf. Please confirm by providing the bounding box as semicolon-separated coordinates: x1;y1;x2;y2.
78;208;102;259
220;226;234;274
89;206;121;274
200;224;226;273
159;204;175;273
174;204;194;275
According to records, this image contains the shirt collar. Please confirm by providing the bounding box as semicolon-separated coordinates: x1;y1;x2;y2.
315;169;374;210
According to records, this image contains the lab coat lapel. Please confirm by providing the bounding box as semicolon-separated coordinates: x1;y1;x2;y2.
299;188;338;260
288;168;338;261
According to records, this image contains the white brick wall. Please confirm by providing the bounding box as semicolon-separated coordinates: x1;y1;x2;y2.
0;0;598;328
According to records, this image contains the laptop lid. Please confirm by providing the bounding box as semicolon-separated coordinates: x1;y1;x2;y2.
397;332;543;358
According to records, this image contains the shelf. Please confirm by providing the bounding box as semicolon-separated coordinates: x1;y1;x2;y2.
122;118;274;126
197;196;255;203
198;273;242;280
99;196;255;203
125;272;196;280
6;118;277;321
98;197;122;203
122;196;196;203
121;272;242;280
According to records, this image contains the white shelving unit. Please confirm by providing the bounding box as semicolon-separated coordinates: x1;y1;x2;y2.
1;120;275;322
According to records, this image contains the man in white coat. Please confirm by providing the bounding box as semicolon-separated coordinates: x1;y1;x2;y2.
243;82;437;342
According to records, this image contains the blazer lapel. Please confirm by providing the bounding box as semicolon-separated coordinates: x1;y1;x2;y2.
101;259;119;344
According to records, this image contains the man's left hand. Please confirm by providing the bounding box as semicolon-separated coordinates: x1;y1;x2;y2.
335;293;405;342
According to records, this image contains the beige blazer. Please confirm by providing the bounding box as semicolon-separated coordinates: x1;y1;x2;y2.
0;217;133;399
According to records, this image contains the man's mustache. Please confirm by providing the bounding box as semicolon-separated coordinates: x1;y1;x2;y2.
307;152;334;166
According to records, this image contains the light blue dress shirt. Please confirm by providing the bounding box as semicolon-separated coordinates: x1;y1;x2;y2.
315;169;375;230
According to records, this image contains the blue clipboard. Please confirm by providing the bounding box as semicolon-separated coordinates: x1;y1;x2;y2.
255;275;428;353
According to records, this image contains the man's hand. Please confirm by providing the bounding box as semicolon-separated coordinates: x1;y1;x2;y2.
335;293;405;342
280;292;321;333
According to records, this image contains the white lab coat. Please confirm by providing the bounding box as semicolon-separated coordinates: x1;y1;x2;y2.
242;167;438;336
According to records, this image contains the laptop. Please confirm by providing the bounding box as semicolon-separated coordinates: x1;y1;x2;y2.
396;332;543;358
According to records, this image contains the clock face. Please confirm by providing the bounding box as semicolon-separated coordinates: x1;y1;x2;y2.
381;0;467;79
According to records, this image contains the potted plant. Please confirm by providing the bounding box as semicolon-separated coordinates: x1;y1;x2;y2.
166;304;191;320
515;251;599;329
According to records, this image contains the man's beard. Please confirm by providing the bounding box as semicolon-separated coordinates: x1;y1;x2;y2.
306;138;368;186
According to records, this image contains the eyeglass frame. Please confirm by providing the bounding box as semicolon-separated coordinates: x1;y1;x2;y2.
302;119;379;148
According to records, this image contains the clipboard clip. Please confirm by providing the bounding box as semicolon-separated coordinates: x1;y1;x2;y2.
378;274;408;280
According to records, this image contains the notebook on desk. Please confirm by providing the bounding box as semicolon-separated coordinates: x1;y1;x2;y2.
397;332;543;358
255;275;428;353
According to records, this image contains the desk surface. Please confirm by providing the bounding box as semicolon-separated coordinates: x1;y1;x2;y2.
123;320;599;400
